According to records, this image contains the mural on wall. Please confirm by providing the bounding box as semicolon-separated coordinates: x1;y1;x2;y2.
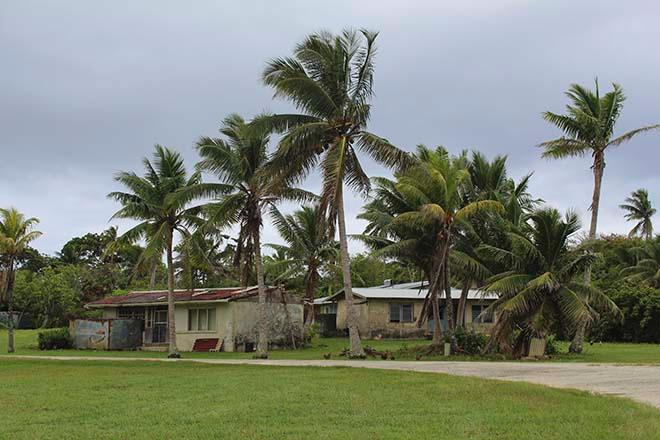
71;319;108;350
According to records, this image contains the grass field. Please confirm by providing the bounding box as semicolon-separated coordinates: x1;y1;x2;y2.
2;329;659;363
1;358;659;439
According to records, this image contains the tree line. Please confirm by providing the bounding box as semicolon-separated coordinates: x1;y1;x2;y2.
2;29;658;357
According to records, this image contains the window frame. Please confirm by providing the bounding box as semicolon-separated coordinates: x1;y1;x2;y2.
188;307;216;332
389;303;414;323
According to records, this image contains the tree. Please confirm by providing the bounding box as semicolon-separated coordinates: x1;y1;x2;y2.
540;80;659;353
196;114;311;358
256;29;411;357
620;189;656;239
108;145;204;357
480;208;620;357
269;205;338;331
621;237;660;288
0;208;42;352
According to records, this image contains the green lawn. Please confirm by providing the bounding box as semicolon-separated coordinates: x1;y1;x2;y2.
1;359;658;439
2;329;659;363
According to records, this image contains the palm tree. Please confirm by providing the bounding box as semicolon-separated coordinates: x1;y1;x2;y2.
621;237;660;288
620;189;656;239
255;29;411;357
392;146;503;351
196;114;312;359
269;205;338;333
108;145;204;357
480;208;620;357
540;80;659;353
0;208;42;353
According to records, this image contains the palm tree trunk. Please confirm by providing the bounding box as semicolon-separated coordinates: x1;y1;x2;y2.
443;262;458;353
303;268;318;331
166;228;178;357
6;257;15;353
336;181;364;358
456;283;469;328
430;288;443;348
254;227;269;359
570;151;605;354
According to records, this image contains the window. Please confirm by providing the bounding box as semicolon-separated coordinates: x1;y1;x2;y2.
188;308;216;331
389;303;414;323
471;305;493;323
320;303;337;314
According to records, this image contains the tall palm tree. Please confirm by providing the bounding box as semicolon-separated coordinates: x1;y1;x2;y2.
621;237;660;288
255;29;411;357
392;146;503;351
481;208;620;357
540;80;659;353
0;208;42;353
196;114;312;359
269;205;338;332
108;145;204;357
620;189;656;239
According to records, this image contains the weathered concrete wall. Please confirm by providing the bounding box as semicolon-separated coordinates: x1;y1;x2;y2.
334;298;495;339
227;301;303;352
71;319;109;349
336;298;369;336
174;303;227;352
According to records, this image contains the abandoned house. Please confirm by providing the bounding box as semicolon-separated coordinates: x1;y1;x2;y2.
314;281;498;338
81;286;303;352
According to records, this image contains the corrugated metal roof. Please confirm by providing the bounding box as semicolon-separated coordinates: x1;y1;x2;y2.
316;283;497;303
86;286;272;307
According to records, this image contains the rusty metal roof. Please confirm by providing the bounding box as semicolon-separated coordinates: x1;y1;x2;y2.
86;286;269;307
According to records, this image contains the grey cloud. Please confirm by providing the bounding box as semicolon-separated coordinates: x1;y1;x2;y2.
1;0;659;254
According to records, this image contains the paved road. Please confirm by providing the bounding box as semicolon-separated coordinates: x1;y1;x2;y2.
5;355;660;408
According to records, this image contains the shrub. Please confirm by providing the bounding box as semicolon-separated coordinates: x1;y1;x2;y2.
591;281;660;343
453;327;488;355
544;335;559;355
38;328;72;350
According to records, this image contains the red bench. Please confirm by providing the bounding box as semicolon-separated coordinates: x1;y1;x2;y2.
192;338;220;352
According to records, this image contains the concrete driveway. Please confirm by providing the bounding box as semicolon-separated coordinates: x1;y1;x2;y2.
6;355;660;408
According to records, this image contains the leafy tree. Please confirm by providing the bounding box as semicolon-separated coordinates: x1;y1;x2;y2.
269;205;338;330
13;266;81;328
539;80;659;353
196;114;311;358
108;145;204;357
255;29;411;357
480;208;620;357
0;208;42;352
621;237;660;288
620;189;656;239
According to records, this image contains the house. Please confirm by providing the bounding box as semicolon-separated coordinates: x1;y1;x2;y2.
314;281;497;338
84;286;303;352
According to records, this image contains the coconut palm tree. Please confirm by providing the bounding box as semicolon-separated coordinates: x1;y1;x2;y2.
391;146;503;351
620;189;656;240
480;208;620;357
540;80;659;353
621;237;660;288
268;205;338;332
0;208;42;352
108;145;204;357
196;114;313;359
255;29;411;357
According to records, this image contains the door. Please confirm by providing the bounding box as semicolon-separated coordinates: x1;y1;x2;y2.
153;309;168;343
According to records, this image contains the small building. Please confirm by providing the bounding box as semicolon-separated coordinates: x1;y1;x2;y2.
314;281;497;338
85;286;303;352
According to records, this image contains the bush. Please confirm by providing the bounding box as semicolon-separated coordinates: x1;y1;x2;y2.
591;281;660;343
38;328;72;350
453;327;488;355
544;335;559;355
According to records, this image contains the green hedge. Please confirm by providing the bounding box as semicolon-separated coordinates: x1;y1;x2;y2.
592;281;660;343
38;328;73;350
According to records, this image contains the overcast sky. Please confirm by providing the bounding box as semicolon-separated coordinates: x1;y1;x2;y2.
2;1;659;256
